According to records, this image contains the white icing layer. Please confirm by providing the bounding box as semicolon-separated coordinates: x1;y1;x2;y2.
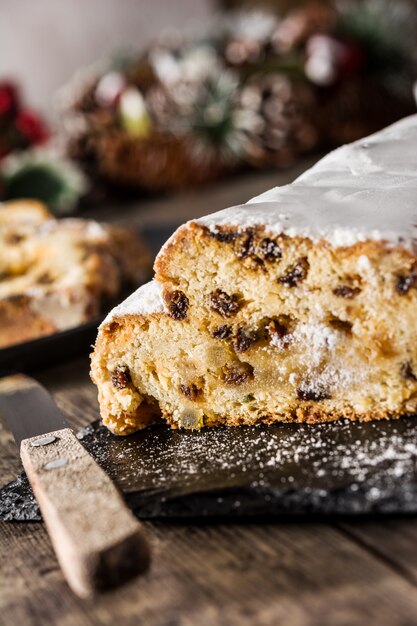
101;280;165;326
197;114;417;250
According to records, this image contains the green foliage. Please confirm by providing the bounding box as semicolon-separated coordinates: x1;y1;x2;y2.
187;73;245;160
2;149;87;214
339;0;417;93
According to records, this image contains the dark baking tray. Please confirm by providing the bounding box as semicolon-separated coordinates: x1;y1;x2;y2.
0;224;179;373
2;415;417;521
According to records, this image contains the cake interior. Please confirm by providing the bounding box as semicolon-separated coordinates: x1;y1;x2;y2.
92;224;417;434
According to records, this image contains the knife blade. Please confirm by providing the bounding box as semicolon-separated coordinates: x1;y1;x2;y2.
0;374;150;597
0;375;67;445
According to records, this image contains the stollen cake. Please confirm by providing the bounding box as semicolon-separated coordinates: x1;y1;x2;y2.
0;200;151;348
91;115;417;435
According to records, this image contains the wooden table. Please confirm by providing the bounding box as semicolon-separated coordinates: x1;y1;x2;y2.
2;162;417;626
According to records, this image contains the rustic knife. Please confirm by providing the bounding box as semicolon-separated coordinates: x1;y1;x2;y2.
0;374;150;597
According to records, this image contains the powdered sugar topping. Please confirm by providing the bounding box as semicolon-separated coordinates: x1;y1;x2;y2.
195;115;417;250
101;280;166;326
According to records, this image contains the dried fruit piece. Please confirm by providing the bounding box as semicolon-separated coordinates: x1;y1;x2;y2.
165;289;189;320
111;366;131;389
278;257;309;287
209;229;239;243
211;324;232;339
234;327;258;352
396;272;417;295
257;238;282;262
236;231;282;265
265;318;290;341
222;362;254;385
235;229;254;260
400;362;417;381
333;285;360;299
210;289;241;318
179;383;202;401
297;381;331;401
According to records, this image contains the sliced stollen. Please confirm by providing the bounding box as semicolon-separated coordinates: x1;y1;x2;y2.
0;200;152;348
91;115;417;434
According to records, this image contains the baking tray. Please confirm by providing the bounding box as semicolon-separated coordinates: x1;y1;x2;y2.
0;224;179;372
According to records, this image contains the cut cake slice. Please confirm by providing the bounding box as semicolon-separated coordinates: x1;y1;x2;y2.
91;115;417;434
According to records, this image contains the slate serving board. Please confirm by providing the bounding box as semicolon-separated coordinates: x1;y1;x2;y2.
2;415;417;521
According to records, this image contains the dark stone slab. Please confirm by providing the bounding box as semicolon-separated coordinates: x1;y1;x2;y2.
2;415;417;521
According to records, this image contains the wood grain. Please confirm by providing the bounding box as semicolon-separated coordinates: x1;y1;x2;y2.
21;427;150;598
2;168;417;624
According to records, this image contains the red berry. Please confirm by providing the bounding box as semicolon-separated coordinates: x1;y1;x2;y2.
15;109;49;144
338;41;364;77
0;81;19;117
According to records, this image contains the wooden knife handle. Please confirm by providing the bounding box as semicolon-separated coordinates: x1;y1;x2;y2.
20;427;150;598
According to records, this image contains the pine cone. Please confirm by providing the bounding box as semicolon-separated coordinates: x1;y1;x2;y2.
95;130;230;192
239;73;319;168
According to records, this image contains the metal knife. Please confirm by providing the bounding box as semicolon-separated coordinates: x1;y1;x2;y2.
0;374;150;597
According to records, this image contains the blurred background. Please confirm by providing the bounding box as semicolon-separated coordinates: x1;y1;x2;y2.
1;0;416;213
0;0;211;114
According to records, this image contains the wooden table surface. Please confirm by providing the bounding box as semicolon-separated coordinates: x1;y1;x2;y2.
2;161;417;626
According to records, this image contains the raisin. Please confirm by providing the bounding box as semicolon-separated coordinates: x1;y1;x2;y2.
210;229;239;243
111;366;131;389
278;257;309;287
210;289;241;318
166;290;189;320
265;318;289;341
223;363;254;385
297;382;331;401
235;230;254;260
211;324;232;339
396;273;417;295
333;285;360;299
400;362;417;381
179;384;202;401
236;231;281;266
258;238;282;262
234;327;258;352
